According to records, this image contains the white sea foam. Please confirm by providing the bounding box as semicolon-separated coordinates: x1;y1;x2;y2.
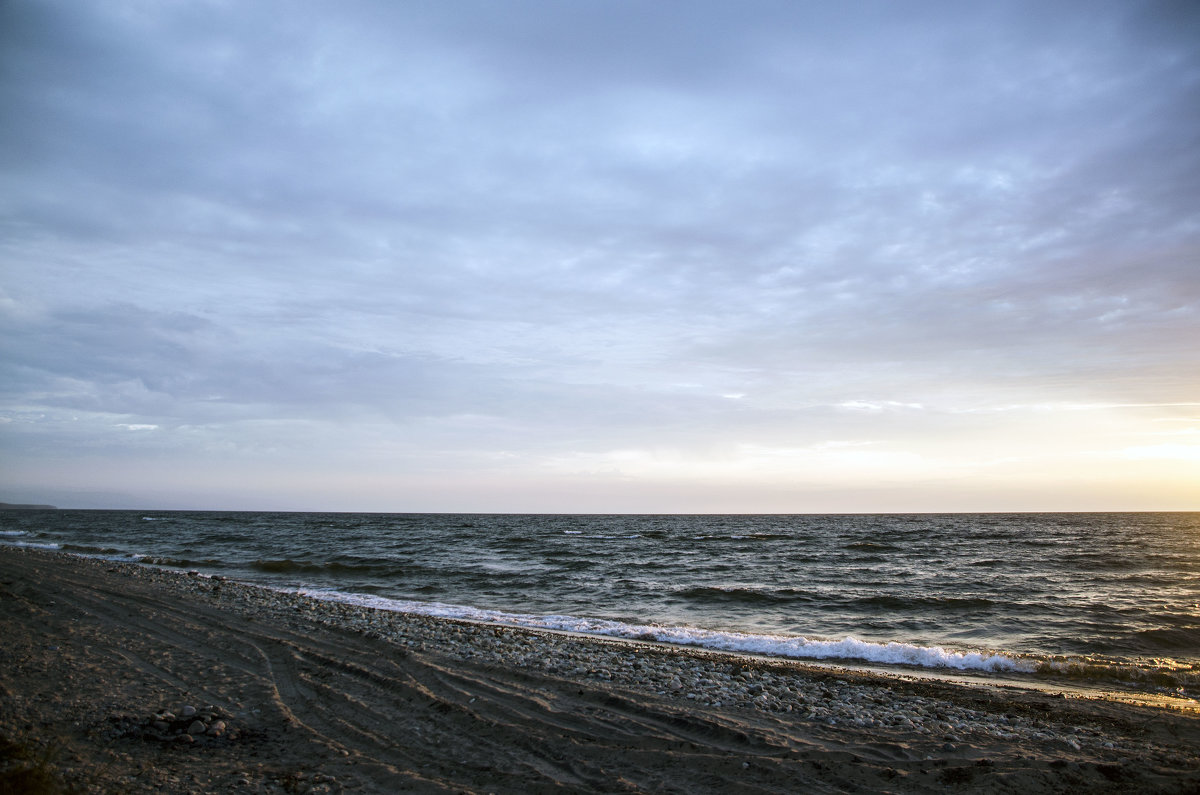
0;539;62;550
295;588;1034;673
0;530;29;536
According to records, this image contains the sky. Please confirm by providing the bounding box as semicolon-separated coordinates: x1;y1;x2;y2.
1;0;1198;513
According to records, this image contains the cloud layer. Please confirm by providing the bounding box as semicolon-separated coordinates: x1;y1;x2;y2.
2;0;1198;510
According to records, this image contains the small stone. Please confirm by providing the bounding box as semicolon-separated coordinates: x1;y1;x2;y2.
180;705;197;718
176;734;194;744
188;720;206;735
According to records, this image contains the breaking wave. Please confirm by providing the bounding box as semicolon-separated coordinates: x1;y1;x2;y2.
294;589;1033;673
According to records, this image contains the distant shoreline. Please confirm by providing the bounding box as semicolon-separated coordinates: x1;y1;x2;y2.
3;505;1197;515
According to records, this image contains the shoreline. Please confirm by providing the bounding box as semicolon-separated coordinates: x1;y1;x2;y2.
2;547;1198;793
301;588;1199;713
15;535;1199;707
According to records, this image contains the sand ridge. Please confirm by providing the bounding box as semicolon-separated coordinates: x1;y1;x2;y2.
1;546;1198;793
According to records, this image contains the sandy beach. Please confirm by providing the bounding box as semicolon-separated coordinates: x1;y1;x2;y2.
1;546;1197;793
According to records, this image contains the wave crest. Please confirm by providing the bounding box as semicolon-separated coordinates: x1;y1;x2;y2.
293;589;1032;673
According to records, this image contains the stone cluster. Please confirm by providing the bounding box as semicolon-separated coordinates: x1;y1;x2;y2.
136;703;236;745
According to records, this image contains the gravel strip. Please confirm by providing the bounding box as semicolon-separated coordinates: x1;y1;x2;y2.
105;557;1192;765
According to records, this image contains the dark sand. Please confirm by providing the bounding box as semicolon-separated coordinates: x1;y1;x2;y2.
1;547;1198;793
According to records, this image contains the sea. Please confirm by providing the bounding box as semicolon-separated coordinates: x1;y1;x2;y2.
3;511;1198;701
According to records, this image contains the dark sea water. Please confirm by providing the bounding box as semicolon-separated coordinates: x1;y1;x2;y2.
3;511;1198;697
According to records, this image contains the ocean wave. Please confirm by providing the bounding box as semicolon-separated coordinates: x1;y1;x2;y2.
63;543;126;555
1036;657;1199;691
0;539;62;550
690;533;790;542
560;532;641;539
732;533;791;540
852;595;996;611
675;585;818;605
250;557;415;576
1119;626;1200;653
0;530;29;537
293;588;1200;692
139;555;227;569
253;558;348;574
292;589;1032;674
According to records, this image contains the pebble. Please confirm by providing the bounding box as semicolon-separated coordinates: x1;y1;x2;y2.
137;704;235;744
84;553;1137;759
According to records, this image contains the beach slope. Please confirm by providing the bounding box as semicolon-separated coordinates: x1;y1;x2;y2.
1;547;1197;793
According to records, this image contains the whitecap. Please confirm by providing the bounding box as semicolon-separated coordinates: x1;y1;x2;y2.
1;539;62;550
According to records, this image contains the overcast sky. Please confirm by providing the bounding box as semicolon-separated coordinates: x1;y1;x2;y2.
2;0;1198;512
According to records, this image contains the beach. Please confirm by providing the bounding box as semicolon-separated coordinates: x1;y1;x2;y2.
1;547;1197;793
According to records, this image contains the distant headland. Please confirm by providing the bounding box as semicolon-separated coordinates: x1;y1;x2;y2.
0;502;58;510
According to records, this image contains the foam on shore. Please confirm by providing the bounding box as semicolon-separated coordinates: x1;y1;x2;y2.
294;587;1034;673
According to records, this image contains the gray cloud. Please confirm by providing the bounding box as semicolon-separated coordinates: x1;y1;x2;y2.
2;0;1197;509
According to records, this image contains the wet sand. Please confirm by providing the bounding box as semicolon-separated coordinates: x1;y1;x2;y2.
1;546;1198;793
